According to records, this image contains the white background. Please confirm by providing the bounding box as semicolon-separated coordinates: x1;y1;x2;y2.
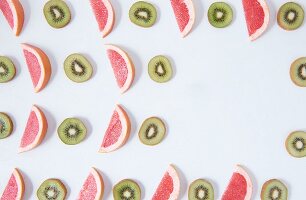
0;0;306;199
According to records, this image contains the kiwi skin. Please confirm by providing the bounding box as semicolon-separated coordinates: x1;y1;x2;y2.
277;2;304;31
285;131;306;158
43;0;71;29
113;179;141;200
260;179;288;200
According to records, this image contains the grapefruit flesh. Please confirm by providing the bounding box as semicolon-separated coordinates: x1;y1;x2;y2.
0;0;24;36
78;168;104;200
99;105;131;153
152;165;180;200
0;168;25;200
221;165;253;200
90;0;114;38
170;0;195;37
19;105;48;153
105;44;135;93
242;0;269;41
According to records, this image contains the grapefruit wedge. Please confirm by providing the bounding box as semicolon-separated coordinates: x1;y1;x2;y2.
152;164;180;200
242;0;270;41
90;0;115;38
77;168;104;200
19;105;48;153
170;0;195;37
21;43;52;93
99;105;131;153
221;165;253;200
0;168;25;200
0;0;24;36
105;44;135;93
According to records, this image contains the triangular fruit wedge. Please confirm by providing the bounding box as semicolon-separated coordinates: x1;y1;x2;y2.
19;105;48;153
99;105;131;153
0;168;25;200
21;43;52;93
90;0;115;38
77;167;104;200
221;165;253;200
0;0;24;36
242;0;270;41
170;0;195;37
152;164;180;200
105;44;135;93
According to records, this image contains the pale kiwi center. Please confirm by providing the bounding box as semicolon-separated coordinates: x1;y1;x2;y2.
47;189;56;198
287;11;296;21
68;128;77;136
53;8;62;19
74;62;84;73
271;188;280;199
147;127;155;137
295;140;304;150
123;190;132;198
138;11;148;19
216;11;224;19
157;64;165;74
0;66;5;73
197;189;206;199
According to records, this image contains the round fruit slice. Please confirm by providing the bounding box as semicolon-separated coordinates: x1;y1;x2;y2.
208;2;233;28
170;0;195;37
277;2;304;31
19;105;48;153
58;118;87;145
90;0;115;38
152;164;180;200
37;178;67;200
0;112;13;139
188;179;214;200
78;167;104;200
0;168;25;200
261;179;287;200
99;105;131;153
242;0;270;41
105;44;135;93
21;43;52;93
290;57;306;87
129;1;157;28
148;55;172;83
285;131;306;158
221;165;253;200
43;0;71;29
0;0;24;36
113;179;141;200
138;117;166;146
0;56;16;83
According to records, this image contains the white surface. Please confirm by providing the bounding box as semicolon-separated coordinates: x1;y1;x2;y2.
0;0;305;199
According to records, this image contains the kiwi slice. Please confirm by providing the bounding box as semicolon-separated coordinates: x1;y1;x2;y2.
285;131;306;158
57;118;87;145
188;179;214;200
148;55;172;83
129;1;157;28
113;179;141;200
261;179;288;200
0;112;13;139
37;179;67;200
138;117;166;146
208;2;233;28
43;0;71;29
277;2;304;31
290;57;306;87
0;56;16;83
64;53;93;83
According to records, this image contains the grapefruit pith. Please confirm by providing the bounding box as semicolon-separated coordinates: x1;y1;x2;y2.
99;105;131;153
78;167;104;200
21;43;52;93
0;0;24;36
0;168;25;200
19;105;48;153
152;164;180;200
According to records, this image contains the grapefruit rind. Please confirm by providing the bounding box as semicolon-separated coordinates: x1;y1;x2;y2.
1;168;25;200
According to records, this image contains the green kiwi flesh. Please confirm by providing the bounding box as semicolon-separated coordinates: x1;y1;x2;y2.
37;179;67;200
129;1;157;28
290;57;306;87
57;118;87;145
261;179;288;200
138;117;166;146
277;2;304;31
188;179;214;200
208;2;233;28
64;53;93;83
286;131;306;158
113;179;141;200
44;0;71;28
0;56;16;83
0;112;13;139
148;55;172;83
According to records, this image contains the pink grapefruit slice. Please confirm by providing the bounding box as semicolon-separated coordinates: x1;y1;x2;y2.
170;0;195;37
221;165;253;200
21;43;52;93
99;105;131;153
19;105;48;153
242;0;270;41
152;164;180;200
90;0;115;38
0;168;25;200
77;167;104;200
105;44;135;93
0;0;24;36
